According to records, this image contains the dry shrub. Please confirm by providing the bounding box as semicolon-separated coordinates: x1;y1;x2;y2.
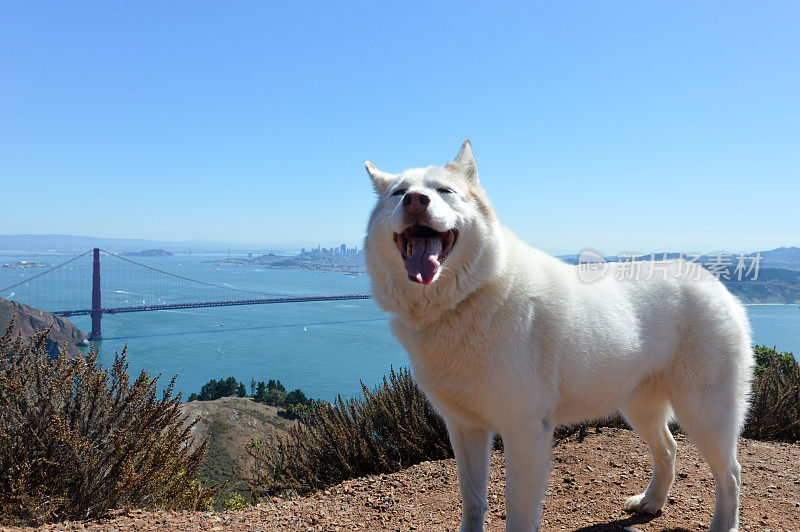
0;323;216;526
242;367;632;498
553;414;631;442
743;345;800;442
242;367;451;499
244;346;800;498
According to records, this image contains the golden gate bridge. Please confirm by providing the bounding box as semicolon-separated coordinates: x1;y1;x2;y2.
0;248;371;341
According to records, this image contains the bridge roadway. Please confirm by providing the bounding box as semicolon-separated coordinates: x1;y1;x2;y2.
53;294;373;317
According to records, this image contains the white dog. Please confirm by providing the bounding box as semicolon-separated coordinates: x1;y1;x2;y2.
363;141;753;532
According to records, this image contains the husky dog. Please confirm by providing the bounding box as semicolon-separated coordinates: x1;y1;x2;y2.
363;141;753;532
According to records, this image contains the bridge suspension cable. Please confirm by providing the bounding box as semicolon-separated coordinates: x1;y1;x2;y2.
97;249;290;298
0;250;92;293
0;247;373;340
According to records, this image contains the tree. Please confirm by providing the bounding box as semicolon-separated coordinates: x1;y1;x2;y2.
267;388;286;406
197;377;242;401
267;379;286;393
285;389;308;407
221;377;238;397
254;381;268;403
237;383;247;398
198;379;218;401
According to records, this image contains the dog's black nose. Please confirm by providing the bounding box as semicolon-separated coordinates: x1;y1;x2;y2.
403;192;430;214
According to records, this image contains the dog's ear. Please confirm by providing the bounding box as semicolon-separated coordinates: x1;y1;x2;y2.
450;140;479;184
365;161;395;195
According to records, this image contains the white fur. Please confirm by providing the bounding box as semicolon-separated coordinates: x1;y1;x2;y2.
364;141;753;532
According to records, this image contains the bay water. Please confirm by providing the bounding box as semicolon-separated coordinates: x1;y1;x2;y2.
1;252;798;402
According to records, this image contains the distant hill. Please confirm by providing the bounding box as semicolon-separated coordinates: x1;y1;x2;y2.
0;234;362;255
755;247;800;271
0;234;259;254
121;248;173;257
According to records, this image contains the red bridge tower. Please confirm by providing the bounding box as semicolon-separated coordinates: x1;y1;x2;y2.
89;247;102;341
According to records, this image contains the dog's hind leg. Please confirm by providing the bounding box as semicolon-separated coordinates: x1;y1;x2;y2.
670;381;743;532
621;379;677;515
446;418;491;532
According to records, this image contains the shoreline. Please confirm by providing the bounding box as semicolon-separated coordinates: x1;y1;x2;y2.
745;303;800;306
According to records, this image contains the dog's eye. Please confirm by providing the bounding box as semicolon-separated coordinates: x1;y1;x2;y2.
436;187;453;194
390;188;407;197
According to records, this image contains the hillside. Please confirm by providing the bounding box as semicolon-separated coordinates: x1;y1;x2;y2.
180;397;296;494
0;297;87;359
758;246;800;271
16;428;799;531
723;267;800;304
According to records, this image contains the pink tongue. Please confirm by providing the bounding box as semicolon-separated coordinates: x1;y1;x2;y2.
404;236;442;285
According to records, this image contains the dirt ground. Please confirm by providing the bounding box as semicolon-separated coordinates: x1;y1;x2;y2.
7;428;799;531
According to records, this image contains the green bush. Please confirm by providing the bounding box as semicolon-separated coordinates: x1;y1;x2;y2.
754;345;797;376
0;324;216;526
242;367;451;499
220;491;250;510
170;478;215;513
743;345;800;442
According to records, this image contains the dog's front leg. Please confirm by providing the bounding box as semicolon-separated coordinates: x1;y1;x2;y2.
503;420;554;532
446;418;491;532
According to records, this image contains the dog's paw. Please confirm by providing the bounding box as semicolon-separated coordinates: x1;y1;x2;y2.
623;492;665;514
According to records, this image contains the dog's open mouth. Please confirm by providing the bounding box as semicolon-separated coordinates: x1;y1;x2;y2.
393;224;457;285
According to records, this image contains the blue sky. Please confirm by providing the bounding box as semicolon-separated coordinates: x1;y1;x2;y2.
1;1;798;255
